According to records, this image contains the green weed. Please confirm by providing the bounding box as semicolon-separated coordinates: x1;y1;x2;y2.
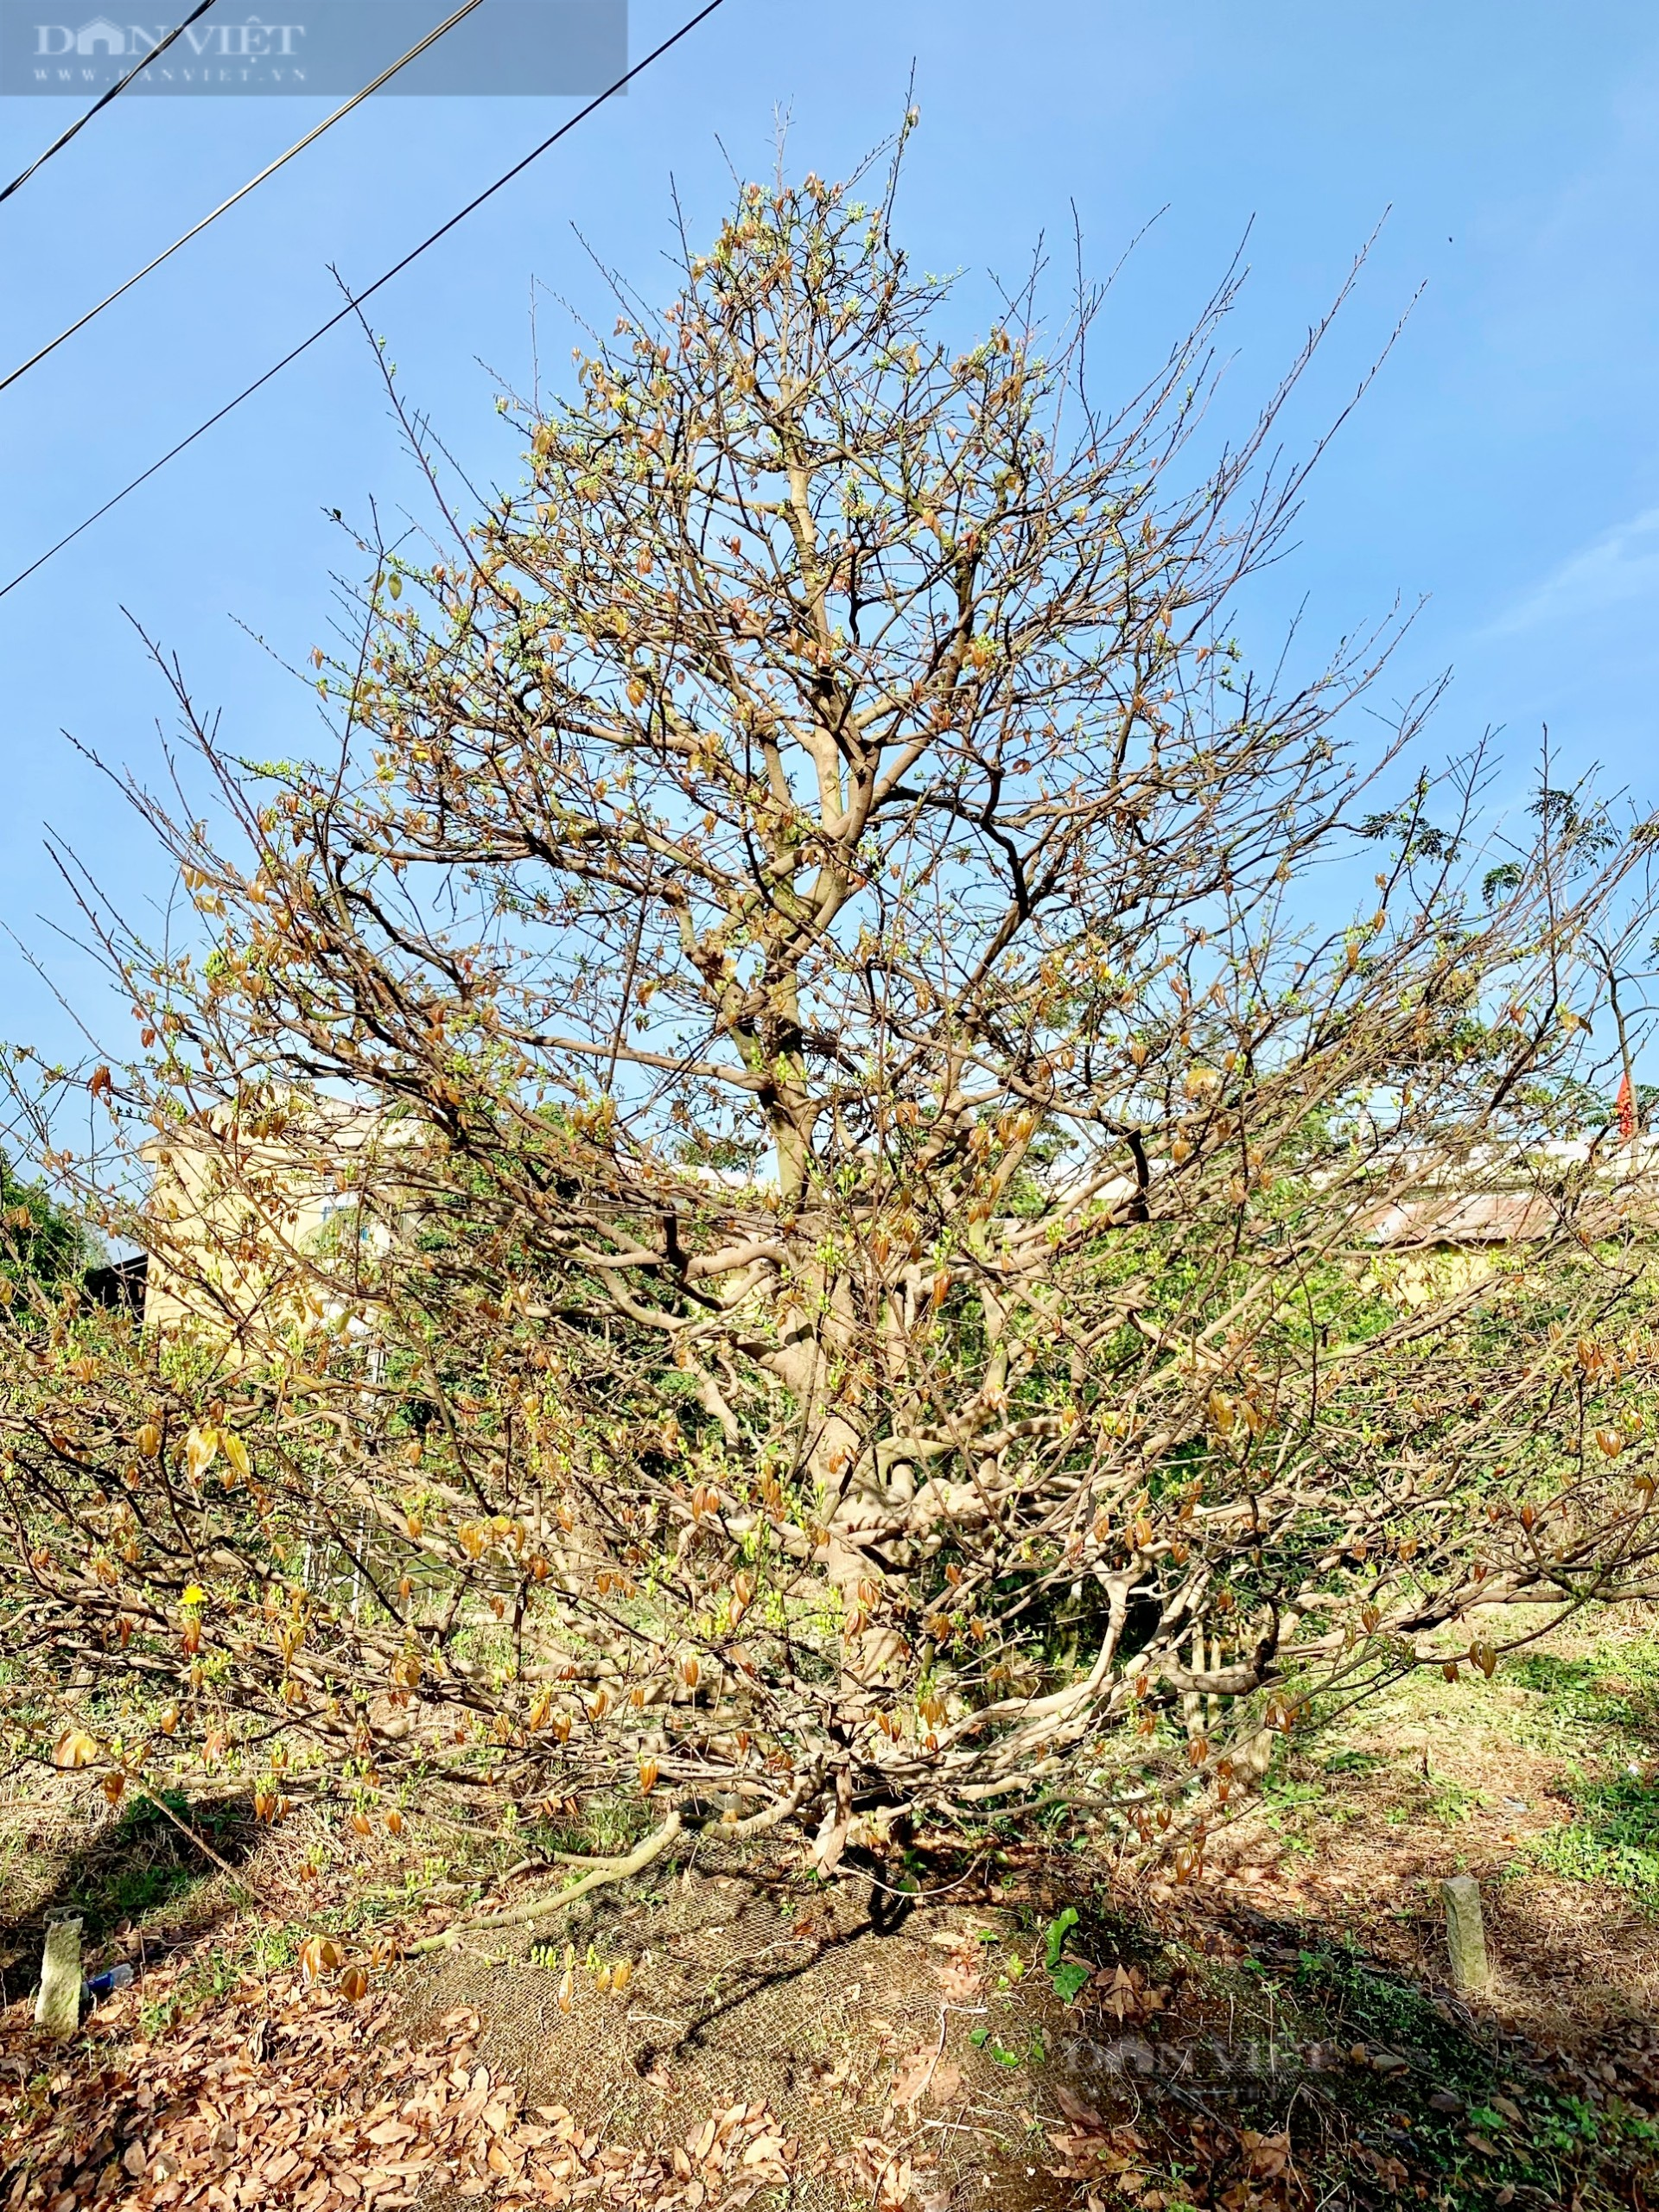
136;1944;245;2037
1426;1772;1485;1826
1526;1770;1659;1901
1042;1905;1091;2000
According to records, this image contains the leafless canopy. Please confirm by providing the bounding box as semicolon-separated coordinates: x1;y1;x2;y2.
6;140;1659;1872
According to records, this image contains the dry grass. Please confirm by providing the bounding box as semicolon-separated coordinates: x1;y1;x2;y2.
1198;1606;1659;2053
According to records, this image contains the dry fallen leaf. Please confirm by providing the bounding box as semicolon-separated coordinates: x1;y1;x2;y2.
931;1956;981;2002
889;2045;938;2109
297;1935;342;1981
928;2060;962;2107
1242;2128;1292;2178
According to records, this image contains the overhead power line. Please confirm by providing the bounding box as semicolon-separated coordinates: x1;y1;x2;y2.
0;0;727;604
0;0;220;207
1;0;488;398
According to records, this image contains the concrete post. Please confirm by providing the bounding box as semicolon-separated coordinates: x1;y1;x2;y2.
1441;1874;1489;1992
35;1913;83;2037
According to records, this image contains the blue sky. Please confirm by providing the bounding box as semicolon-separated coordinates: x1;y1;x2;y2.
2;0;1656;1064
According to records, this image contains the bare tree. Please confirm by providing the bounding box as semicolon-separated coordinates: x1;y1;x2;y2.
6;140;1659;1885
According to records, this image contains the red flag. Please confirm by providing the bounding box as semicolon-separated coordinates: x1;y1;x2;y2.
1618;1070;1636;1143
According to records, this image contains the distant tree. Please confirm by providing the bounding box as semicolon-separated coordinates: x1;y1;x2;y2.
5;141;1659;1886
0;1147;92;1306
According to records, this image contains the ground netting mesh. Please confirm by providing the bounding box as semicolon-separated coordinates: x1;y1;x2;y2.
0;1789;1170;2211
397;1836;1093;2212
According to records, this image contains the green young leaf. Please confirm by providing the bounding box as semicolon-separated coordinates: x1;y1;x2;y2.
1044;1905;1079;1969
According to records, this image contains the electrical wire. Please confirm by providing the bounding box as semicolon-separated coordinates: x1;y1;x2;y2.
0;0;727;603
0;0;219;207
1;0;490;397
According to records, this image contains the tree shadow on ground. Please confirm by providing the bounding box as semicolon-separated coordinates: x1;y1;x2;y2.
1163;1891;1659;2211
0;1788;257;1987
